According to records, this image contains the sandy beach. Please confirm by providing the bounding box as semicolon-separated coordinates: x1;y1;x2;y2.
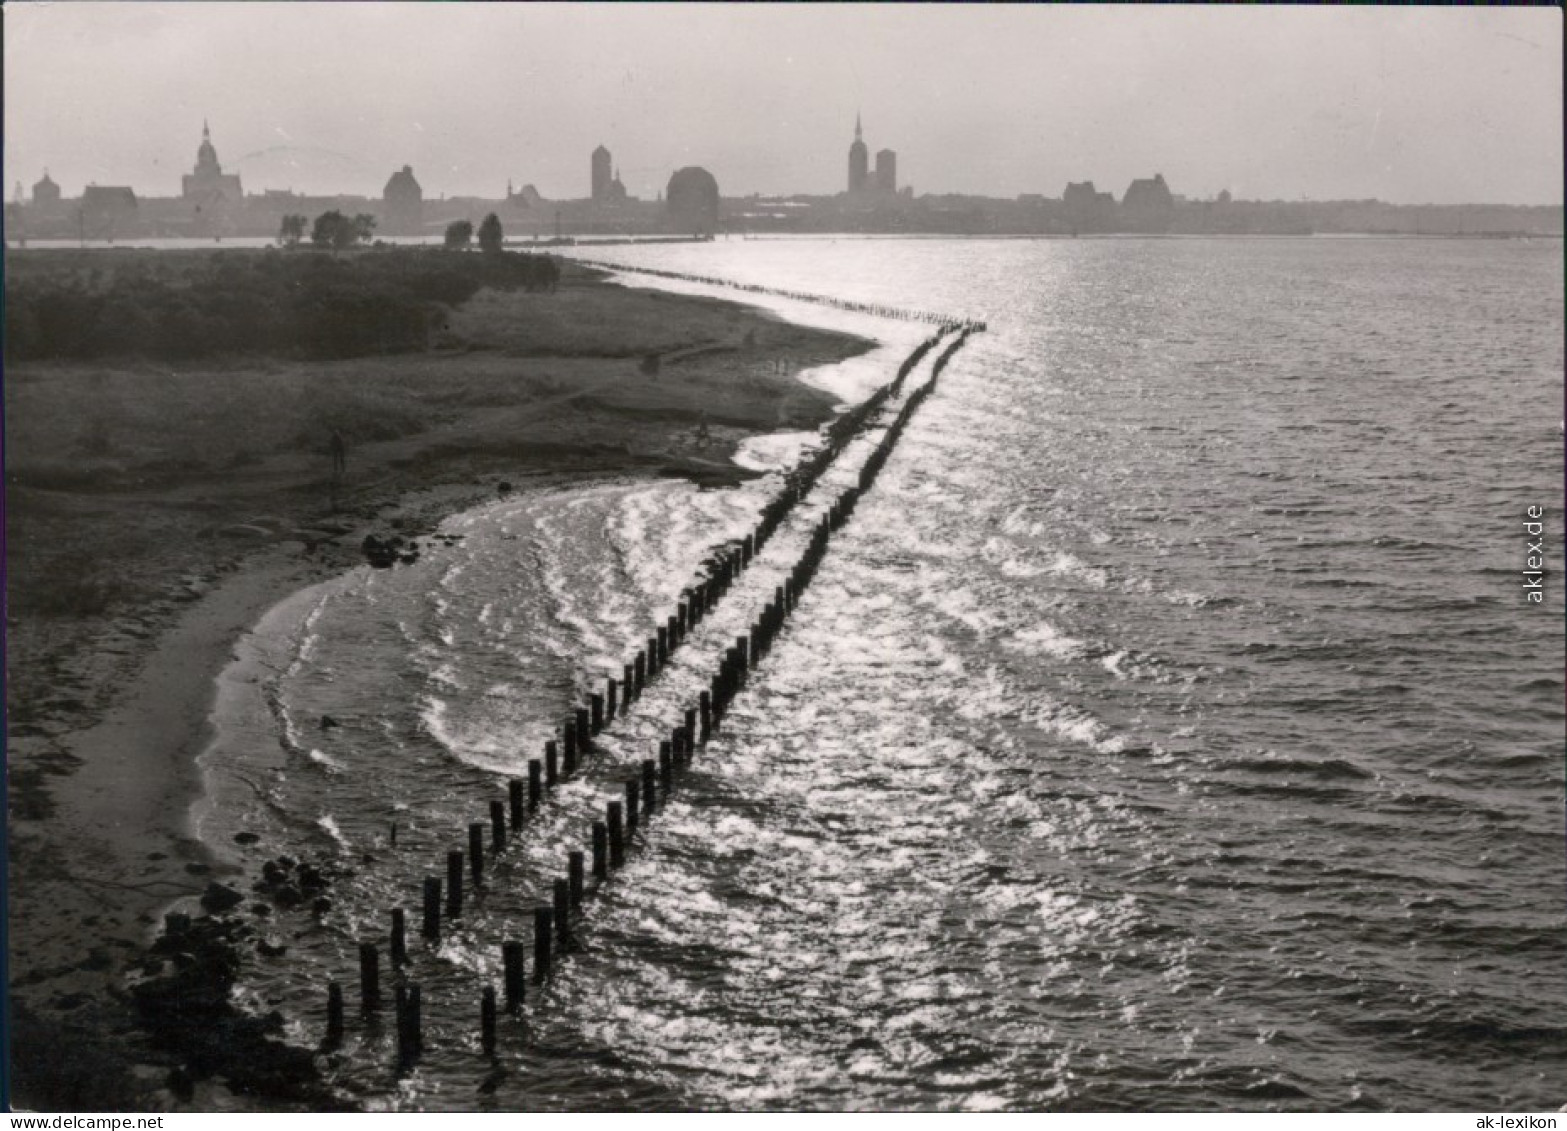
4;252;872;1108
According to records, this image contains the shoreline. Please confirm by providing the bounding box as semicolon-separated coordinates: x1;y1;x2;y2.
6;476;548;1108
4;259;906;1109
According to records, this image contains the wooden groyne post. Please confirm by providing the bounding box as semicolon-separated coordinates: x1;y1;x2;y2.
553;878;571;949
592;820;609;879
391;908;408;966
533;906;553;982
642;759;658;815
468;823;485;888
503;940;525;1012
490;799;507;854
447;850;463;917
326;981;344;1043
481;986;497;1055
422;877;441;939
359;942;381;1011
608;801;625;868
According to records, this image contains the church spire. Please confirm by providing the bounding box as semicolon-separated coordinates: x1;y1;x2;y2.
855;112;862;141
195;120;221;177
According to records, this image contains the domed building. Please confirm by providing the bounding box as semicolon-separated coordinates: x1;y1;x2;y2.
181;121;243;204
665;166;719;236
32;170;61;208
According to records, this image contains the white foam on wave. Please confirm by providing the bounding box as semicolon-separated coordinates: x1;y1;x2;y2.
316;814;348;849
307;747;347;773
1101;651;1129;678
1049;551;1110;589
285;587;337;675
417;692;531;776
1162;588;1216;607
916;580;1006;638
1001;504;1046;538
427;660;462;691
999;557;1045;579
733;430;821;473
1007;621;1088;660
1018;693;1128;755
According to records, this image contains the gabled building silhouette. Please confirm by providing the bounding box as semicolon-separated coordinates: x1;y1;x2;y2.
382;165;424;235
1122;173;1175;231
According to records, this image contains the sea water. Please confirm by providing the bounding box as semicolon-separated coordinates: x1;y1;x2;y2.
196;236;1565;1110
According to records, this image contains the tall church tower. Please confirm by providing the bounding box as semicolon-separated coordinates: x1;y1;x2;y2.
182;120;243;203
848;113;869;195
195;120;221;178
591;145;613;201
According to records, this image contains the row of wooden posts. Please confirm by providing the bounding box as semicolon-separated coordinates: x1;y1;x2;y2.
322;322;979;1064
573;258;987;333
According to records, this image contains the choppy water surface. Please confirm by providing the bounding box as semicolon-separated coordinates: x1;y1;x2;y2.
197;238;1565;1110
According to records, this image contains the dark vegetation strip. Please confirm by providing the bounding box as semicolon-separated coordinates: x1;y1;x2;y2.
4;248;560;362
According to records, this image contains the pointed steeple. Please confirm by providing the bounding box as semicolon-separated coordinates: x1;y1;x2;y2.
848;112;870;193
203;119;211;141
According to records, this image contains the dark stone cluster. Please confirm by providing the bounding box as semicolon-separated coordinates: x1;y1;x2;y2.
360;533;418;569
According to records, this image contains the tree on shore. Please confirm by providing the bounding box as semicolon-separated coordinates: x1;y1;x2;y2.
311;211;377;250
311;211;354;250
444;219;474;249
278;214;307;247
478;213;504;254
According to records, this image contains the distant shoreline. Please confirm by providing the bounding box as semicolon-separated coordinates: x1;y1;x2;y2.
7;229;1564;252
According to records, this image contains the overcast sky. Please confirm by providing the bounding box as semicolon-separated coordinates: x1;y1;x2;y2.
5;3;1562;205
